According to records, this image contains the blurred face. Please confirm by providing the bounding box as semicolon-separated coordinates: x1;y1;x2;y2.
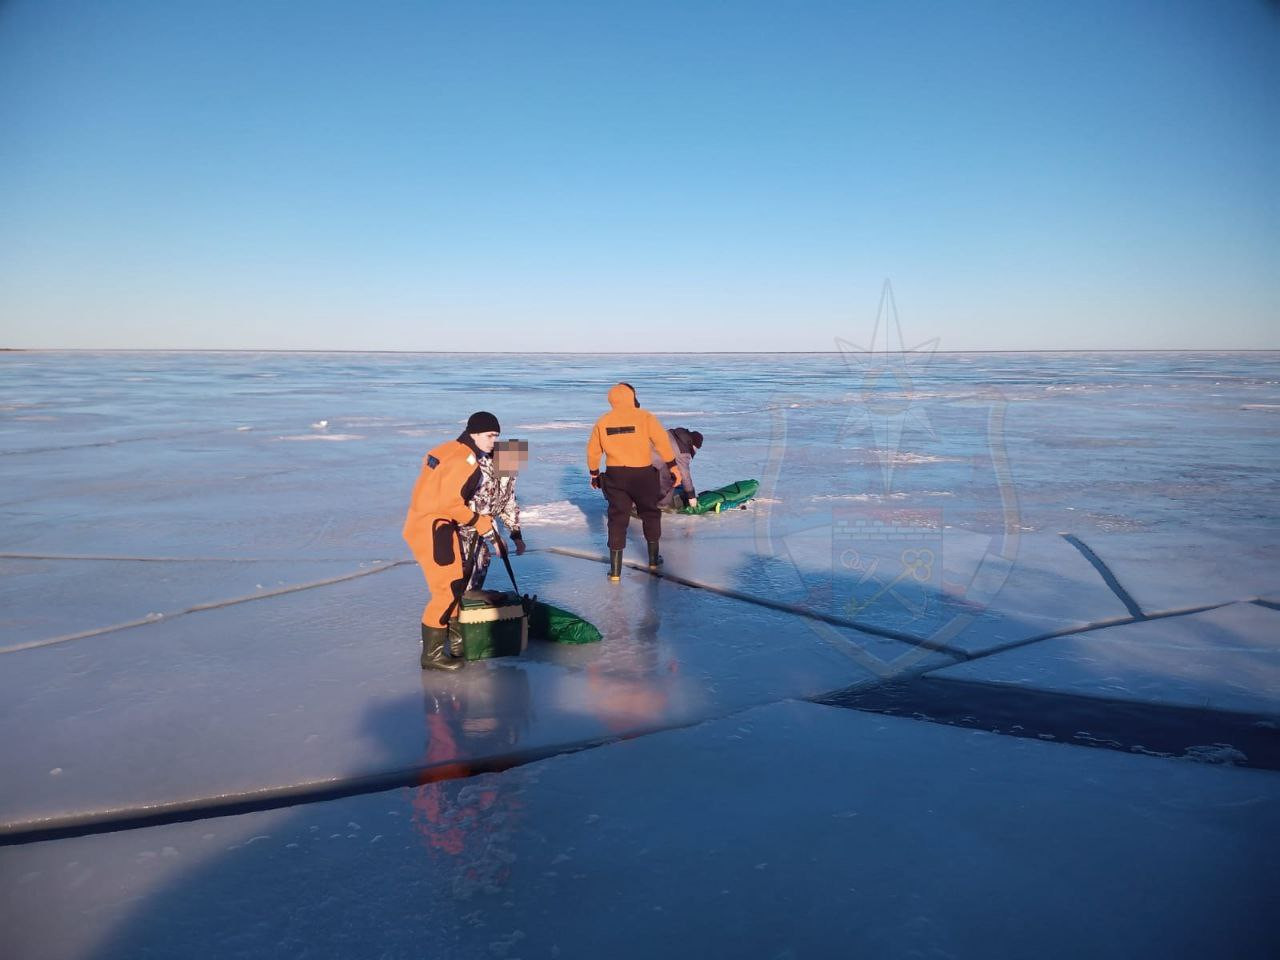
494;439;529;477
470;430;500;454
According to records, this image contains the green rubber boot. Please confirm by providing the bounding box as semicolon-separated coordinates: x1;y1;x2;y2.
647;540;663;569
608;549;623;581
446;622;466;659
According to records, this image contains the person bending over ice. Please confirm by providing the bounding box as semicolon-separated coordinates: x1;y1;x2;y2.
652;427;703;510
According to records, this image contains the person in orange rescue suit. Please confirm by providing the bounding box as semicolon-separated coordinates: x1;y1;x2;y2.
586;382;680;581
403;411;501;671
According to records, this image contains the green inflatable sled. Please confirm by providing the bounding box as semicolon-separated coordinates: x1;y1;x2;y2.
529;601;603;644
681;479;760;515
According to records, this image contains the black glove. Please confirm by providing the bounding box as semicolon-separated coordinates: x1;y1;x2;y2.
589;473;601;490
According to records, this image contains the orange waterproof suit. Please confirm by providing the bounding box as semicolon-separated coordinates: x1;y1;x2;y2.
587;383;679;475
587;383;680;550
404;437;494;628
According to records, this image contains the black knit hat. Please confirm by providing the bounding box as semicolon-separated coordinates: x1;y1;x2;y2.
466;411;501;434
689;431;704;449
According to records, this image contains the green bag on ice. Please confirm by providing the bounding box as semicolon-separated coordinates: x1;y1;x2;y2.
529;601;603;644
682;479;760;514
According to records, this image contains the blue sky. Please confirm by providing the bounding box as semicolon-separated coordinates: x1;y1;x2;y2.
1;0;1277;351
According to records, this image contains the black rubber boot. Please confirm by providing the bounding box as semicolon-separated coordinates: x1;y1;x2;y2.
647;540;663;569
421;624;464;671
608;549;623;581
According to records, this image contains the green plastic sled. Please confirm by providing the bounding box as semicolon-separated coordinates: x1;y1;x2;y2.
682;479;760;515
529;601;603;644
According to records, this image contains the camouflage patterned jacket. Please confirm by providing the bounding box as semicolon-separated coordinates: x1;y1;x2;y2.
463;455;521;538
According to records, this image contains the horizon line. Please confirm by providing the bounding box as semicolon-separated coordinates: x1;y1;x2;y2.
4;347;1280;356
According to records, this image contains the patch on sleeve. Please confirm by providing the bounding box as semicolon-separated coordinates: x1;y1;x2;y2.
426;455;440;469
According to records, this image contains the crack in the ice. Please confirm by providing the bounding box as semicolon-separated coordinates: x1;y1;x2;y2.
543;548;1250;670
0;431;205;457
2;549;1266;846
0;561;410;655
545;546;969;658
957;600;1236;666
813;675;1280;772
0;721;699;847
1060;533;1145;619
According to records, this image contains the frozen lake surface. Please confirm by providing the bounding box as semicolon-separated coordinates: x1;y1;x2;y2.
2;350;1278;959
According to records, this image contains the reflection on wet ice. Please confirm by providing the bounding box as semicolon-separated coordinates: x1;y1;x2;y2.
580;575;679;733
411;666;532;894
